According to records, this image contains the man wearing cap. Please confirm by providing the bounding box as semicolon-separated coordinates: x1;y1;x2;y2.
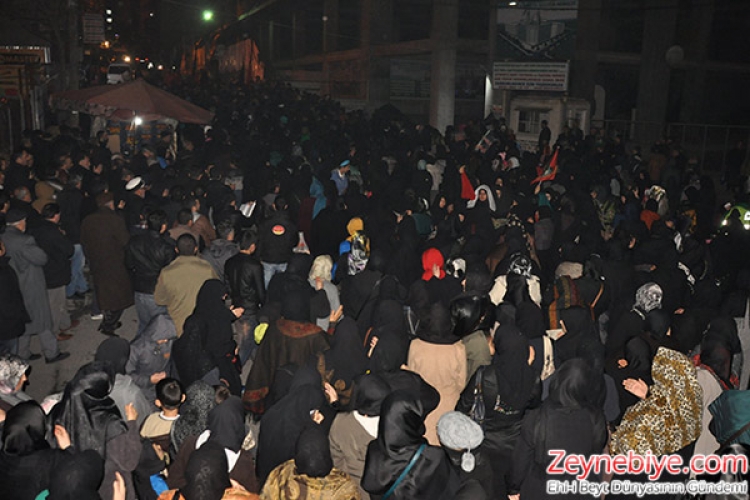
330;160;351;196
124;176;147;231
1;208;69;363
80;192;134;336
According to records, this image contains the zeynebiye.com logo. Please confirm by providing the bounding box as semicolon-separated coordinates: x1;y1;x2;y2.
547;450;749;481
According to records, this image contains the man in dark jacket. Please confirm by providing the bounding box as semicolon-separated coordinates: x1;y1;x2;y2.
259;195;298;288
124;209;176;336
80;192;134;336
0;239;30;354
201;218;238;283
57;173;89;298
28;203;76;341
4;149;35;195
1;209;68;362
225;229;265;364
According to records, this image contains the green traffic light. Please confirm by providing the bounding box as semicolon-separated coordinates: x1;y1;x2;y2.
202;10;214;21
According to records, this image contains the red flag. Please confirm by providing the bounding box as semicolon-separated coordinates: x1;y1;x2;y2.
531;147;559;185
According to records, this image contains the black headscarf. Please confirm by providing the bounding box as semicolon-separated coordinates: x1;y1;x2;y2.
191;279;236;360
531;359;607;464
324;317;368;389
450;292;492;338
52;362;127;458
361;390;461;499
181;443;232;500
48;450;104;500
281;288;311;322
368;300;410;373
415;302;458;345
207;395;245;453
353;373;392;416
295;426;333;478
644;309;671;341
2;400;48;455
555;307;603;370
492;326;537;410
700;340;733;387
94;337;130;375
611;336;654;416
704;316;741;355
515;302;546;339
367;390;426;468
256;384;325;484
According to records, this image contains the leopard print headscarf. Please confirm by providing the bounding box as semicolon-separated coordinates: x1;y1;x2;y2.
610;347;702;457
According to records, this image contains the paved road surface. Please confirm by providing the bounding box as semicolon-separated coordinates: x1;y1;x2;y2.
25;295;139;401
25;294;254;403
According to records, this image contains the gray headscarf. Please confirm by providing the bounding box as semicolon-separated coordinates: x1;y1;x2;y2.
634;282;663;314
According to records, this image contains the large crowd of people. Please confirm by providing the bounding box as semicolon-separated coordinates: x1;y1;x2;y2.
1;79;750;499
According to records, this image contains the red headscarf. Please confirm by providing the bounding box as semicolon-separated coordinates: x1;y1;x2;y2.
421;248;446;281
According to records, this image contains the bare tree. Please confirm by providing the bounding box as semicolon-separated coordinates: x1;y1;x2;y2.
1;0;81;90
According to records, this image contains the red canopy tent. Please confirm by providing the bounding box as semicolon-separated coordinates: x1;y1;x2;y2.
51;79;214;124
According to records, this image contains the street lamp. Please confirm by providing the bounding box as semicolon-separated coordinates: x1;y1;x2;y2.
202;10;214;22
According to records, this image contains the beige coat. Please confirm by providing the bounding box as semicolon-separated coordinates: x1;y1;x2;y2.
407;339;467;445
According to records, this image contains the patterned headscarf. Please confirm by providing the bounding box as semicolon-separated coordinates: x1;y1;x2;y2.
0;353;29;395
347;232;370;276
610;347;702;457
634;282;663;314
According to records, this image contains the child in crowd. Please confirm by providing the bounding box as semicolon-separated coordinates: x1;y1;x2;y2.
141;378;186;455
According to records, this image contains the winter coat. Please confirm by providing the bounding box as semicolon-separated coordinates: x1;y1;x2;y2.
126;314;178;403
28;219;74;289
1;227;53;335
57;186;84;244
153;256;218;336
259;211;297;264
456;363;542;456
225;253;265;314
124;230;176;294
407;339;467;445
80;207;134;311
192;214;216;246
0;255;30;340
201;239;239;282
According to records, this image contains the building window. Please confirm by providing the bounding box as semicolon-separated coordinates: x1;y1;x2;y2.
518;109;549;134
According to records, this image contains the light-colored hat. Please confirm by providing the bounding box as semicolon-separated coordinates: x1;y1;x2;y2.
125;176;145;191
437;411;484;472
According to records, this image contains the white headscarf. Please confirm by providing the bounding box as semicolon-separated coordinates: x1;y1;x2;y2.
466;184;497;212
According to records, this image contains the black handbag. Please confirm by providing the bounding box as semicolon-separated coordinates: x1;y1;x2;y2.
469;366;486;427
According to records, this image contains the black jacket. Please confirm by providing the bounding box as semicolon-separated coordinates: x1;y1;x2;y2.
124;230;176;294
57;187;84;244
259;211;297;264
0;255;30;340
224;253;265;314
456;365;542;456
28;219;74;289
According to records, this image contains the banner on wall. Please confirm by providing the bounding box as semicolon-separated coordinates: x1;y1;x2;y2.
493;61;569;91
496;0;578;61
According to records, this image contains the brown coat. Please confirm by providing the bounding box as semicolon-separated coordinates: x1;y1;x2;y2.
80;207;134;311
192;214;216;246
